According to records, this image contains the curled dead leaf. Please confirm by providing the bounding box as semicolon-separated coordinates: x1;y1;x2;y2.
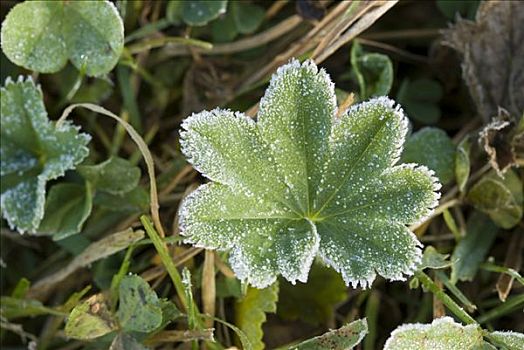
443;0;524;122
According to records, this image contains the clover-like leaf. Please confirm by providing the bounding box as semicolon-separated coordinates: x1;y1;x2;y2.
116;275;162;333
384;317;485;350
179;60;440;289
1;0;124;76
1;76;90;234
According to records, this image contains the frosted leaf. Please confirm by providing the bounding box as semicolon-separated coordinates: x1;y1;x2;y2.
490;331;524;350
384;317;485;350
1;0;123;76
0;77;90;233
179;59;440;288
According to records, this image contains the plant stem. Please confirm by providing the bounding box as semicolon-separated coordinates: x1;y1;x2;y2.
141;215;188;311
415;271;476;325
477;293;524;325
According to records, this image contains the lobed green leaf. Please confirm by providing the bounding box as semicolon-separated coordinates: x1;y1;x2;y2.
0;76;90;233
179;60;440;288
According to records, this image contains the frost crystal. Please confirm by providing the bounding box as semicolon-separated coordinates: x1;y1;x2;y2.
179;59;440;288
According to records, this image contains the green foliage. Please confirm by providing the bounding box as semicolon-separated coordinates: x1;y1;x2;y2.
419;246;452;270
351;41;393;100
66;274;178;343
451;212;498;283
116;275;163;333
467;170;523;229
0;296;65;319
78;157;141;195
168;0;228;26
384;317;486;350
109;333;148;350
179;59;440;289
235;283;279;350
210;1;264;43
490;331;524;350
291;318;368;350
231;1;265;35
0;0;124;76
1;1;522;348
0;77;90;234
437;0;480;20
278;262;347;326
397;78;443;124
94;187;150;213
65;293;117;340
37;182;93;239
455;137;471;193
402;127;456;185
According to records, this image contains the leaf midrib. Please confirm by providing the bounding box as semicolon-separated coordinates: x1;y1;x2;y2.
314;115;392;220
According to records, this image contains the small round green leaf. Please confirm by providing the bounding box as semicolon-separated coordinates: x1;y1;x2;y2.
1;0;124;76
181;0;228;26
231;1;265;34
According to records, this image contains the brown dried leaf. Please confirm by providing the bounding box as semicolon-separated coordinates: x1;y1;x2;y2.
443;0;524;121
28;228;144;298
480;109;521;175
496;232;523;302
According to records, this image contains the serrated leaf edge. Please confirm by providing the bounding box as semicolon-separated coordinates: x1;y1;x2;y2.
0;76;91;233
177;61;442;289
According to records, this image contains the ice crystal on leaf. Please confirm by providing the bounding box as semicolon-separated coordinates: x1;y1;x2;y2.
0;77;90;234
179;60;440;289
